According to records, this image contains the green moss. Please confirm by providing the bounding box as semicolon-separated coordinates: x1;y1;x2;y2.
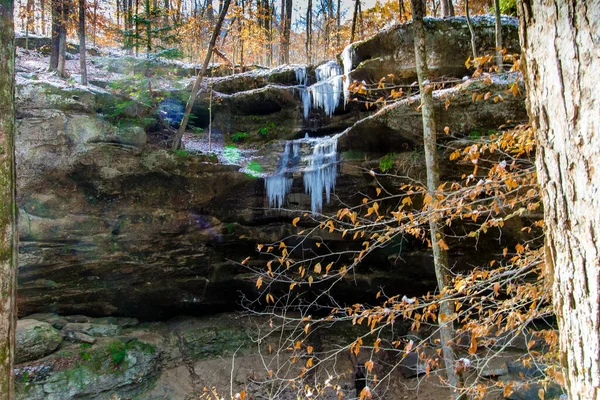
379;152;396;173
232;132;249;142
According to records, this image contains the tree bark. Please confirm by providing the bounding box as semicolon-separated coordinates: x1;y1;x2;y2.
350;0;359;42
49;0;60;70
518;1;600;398
465;0;476;59
305;0;311;63
440;0;454;17
280;0;291;64
493;0;503;71
0;1;18;398
79;0;88;85
172;0;231;150
56;0;68;78
410;0;460;394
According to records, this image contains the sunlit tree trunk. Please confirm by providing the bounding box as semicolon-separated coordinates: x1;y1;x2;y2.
172;0;231;150
518;1;600;399
79;0;88;85
40;0;46;35
411;0;460;393
280;0;291;64
336;0;340;48
493;0;503;71
305;0;311;64
49;0;60;70
440;0;454;17
145;0;151;55
0;1;18;398
465;0;476;58
350;0;359;42
92;0;98;47
56;0;68;78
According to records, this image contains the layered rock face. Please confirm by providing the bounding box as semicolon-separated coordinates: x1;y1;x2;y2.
16;16;526;320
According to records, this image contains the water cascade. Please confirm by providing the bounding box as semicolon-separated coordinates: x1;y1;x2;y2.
265;133;341;214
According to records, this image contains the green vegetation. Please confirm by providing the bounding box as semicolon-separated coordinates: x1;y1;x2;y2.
173;149;188;158
246;161;263;178
499;0;517;15
232;132;249;142
77;339;157;373
258;121;277;136
379;152;396;172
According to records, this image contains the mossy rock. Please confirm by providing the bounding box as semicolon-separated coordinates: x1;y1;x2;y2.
15;319;63;363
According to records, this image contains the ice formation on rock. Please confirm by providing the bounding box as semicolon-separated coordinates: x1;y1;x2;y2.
265;134;340;214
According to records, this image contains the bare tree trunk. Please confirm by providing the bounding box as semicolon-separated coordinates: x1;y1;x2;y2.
410;0;460;394
305;0;311;63
49;0;60;70
41;0;46;35
493;0;502;71
440;0;454;17
398;0;404;17
465;0;476;59
0;2;18;398
350;0;359;42
518;1;600;399
336;0;340;47
92;0;98;47
280;0;291;64
206;0;213;21
145;0;151;55
25;0;34;49
79;0;88;85
57;0;68;78
135;0;139;56
172;0;231;150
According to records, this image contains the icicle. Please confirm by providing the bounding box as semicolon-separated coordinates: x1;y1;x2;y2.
303;137;338;214
341;44;355;105
295;65;308;86
265;142;294;208
300;87;311;120
310;75;343;118
315;60;342;82
265;134;341;214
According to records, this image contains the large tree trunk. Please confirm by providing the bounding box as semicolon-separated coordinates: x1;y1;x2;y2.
172;0;231;150
440;0;454;17
49;0;60;70
280;0;291;64
56;0;68;78
79;0;88;85
0;1;18;398
350;0;359;42
518;1;600;399
410;0;460;394
493;0;503;71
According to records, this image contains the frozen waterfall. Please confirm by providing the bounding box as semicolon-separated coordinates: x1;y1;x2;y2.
295;60;346;119
341;44;354;106
265;134;341;214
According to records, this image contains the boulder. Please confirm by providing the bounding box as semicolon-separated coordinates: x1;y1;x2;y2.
61;323;122;337
15;339;159;400
15;319;63;363
61;329;97;344
339;78;527;153
341;16;520;85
